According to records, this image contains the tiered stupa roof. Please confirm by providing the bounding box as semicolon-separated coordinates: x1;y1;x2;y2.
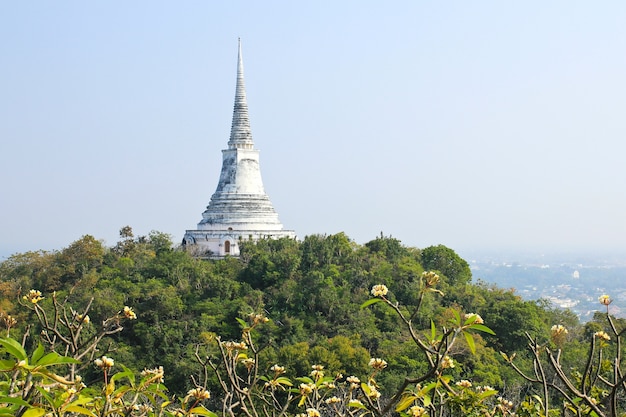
183;40;295;257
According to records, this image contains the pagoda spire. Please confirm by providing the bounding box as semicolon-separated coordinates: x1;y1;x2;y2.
228;38;253;149
183;39;295;258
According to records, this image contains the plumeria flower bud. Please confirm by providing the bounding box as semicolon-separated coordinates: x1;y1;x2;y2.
594;331;610;341
186;387;210;401
464;313;484;324
94;356;114;370
299;383;314;395
75;314;90;325
3;315;17;327
23;289;44;304
408;405;427;417
306;408;321;417
240;357;255;370
371;284;388;297
367;384;381;400
347;375;360;389
551;324;568;345
455;379;472;388
310;364;324;379
441;355;454;369
551;324;568;336
270;364;285;374
422;271;440;287
123;306;137;320
141;366;165;383
369;358;388;370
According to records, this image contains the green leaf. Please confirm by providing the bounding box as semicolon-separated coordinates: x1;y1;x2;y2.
121;365;136;385
68;396;95;406
468;324;496;335
430;320;437;341
189;406;219;417
0;396;31;407
0;338;27;361
235;317;247;329
348;400;367;409
439;375;451;384
111;369;134;384
395;395;418;412
450;310;461;327
64;405;97;417
0;360;15;371
463;331;476;354
423;382;437;393
22;408;46;417
112;386;132;398
144;385;170;401
360;382;371;395
360;298;383;308
477;389;497;400
31;344;45;365
35;352;79;367
315;376;334;388
275;377;293;387
34;385;54;405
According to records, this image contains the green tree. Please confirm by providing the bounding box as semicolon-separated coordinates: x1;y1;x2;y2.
420;244;472;286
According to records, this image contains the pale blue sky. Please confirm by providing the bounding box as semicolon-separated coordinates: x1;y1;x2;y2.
2;1;626;259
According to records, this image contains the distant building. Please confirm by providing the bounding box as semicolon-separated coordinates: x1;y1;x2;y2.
183;40;295;257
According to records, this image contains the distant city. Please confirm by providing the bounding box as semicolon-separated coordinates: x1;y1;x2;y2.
464;250;626;322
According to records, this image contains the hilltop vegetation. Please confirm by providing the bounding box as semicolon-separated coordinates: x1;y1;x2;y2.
0;228;624;416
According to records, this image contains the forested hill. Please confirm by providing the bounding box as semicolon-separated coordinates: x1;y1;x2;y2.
0;229;609;398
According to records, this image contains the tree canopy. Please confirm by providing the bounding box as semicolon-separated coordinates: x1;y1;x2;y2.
1;228;618;416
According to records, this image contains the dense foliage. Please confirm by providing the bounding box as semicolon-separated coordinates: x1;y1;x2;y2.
0;228;624;416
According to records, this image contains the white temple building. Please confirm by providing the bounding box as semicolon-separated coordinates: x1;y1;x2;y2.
183;40;295;257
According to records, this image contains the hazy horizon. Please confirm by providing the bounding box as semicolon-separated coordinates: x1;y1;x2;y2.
3;232;626;267
3;2;626;260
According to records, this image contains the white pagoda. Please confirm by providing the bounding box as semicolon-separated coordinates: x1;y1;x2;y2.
183;40;295;257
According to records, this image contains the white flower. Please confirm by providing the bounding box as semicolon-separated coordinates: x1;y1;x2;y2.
369;357;388;370
270;364;285;374
464;313;484;324
371;284;389;297
594;331;610;341
123;306;137;320
441;355;454;369
551;324;568;337
186;387;210;400
455;379;472;388
408;405;427;417
367;384;381;399
23;289;44;304
141;366;164;383
306;408;320;417
94;356;114;370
